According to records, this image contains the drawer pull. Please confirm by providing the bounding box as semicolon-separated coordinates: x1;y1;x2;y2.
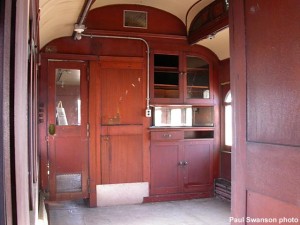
163;133;172;138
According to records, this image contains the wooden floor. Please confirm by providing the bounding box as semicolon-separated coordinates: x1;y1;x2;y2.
45;198;230;225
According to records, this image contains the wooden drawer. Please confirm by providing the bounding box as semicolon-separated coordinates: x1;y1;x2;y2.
151;131;183;141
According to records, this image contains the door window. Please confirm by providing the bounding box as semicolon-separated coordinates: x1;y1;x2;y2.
55;69;81;126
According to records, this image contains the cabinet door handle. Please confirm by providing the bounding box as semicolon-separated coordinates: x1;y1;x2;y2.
183;161;188;166
163;133;172;138
178;161;184;166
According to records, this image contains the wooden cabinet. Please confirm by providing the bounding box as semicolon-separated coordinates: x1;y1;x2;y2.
150;130;214;197
151;52;214;104
183;140;213;193
150;140;182;195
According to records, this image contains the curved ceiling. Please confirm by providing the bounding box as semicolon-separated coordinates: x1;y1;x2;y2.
39;0;229;60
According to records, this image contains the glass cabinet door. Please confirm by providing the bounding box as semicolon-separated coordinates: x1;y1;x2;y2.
153;54;180;99
186;56;210;100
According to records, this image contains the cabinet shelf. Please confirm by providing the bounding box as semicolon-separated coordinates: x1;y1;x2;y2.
151;53;213;103
187;85;209;89
154;84;179;90
154;66;179;72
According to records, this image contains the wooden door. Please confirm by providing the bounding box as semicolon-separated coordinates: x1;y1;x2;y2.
183;140;213;194
47;61;89;201
150;141;182;195
98;56;146;184
230;0;300;222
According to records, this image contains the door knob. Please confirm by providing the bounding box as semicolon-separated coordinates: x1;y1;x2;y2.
178;161;184;166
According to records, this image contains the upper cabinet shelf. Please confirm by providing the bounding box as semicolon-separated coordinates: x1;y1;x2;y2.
150;52;214;104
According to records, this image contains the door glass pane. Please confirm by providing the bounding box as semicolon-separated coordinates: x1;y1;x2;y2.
55;69;81;126
186;56;210;99
154;54;179;98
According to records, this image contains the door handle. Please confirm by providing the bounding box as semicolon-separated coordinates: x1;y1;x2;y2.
48;124;56;135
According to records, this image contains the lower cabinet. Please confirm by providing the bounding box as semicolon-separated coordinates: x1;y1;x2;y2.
183;140;213;192
150;130;214;198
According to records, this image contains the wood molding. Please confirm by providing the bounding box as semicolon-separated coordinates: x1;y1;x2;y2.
84;29;187;41
188;0;229;44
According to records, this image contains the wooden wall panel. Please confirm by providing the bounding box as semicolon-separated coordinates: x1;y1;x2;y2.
219;59;230;84
101;134;143;184
229;0;248;220
246;0;300;146
247;142;300;206
230;0;300;223
220;152;231;181
86;5;186;36
87;61;100;207
247;191;300;223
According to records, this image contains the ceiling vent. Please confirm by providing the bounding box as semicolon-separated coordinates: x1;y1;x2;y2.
124;10;147;29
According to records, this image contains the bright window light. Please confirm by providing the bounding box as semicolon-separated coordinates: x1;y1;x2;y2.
225;91;232;146
225;105;232;146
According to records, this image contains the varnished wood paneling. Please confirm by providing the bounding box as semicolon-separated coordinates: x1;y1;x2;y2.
47;61;89;201
246;0;300;146
229;0;247;220
86;5;186;36
101;134;143;184
101;125;143;136
247;142;300;206
230;0;300;223
97;56;147;185
88;61;100;207
150;142;182;195
247;191;300;222
219;59;230;84
100;66;144;125
183;140;214;193
220;152;231;181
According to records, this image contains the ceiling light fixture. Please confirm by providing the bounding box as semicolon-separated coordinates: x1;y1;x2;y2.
74;24;86;40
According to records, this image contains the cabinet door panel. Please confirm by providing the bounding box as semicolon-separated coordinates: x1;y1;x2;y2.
101;134;143;184
150;142;182;195
183;140;213;192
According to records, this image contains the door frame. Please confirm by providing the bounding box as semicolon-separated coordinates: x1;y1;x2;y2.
229;0;247;220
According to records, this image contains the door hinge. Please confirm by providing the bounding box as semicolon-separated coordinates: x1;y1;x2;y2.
87;123;90;137
87;178;91;193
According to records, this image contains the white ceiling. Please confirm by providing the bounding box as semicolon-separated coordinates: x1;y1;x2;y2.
39;0;229;60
